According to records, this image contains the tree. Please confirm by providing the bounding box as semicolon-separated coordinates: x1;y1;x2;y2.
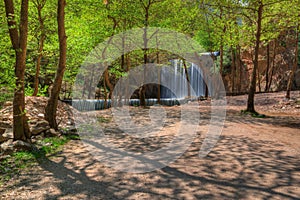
246;1;263;113
240;0;295;113
32;0;47;96
4;0;31;141
45;0;67;130
286;25;299;99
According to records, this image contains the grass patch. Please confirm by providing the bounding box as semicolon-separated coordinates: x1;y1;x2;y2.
241;110;266;118
0;135;77;186
97;116;112;123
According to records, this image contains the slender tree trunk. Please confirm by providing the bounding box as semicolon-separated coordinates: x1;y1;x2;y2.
183;60;191;97
88;66;95;99
257;64;261;93
268;39;277;91
45;0;67;130
231;47;236;94
246;1;263;113
33;1;46;96
140;27;148;107
265;43;270;92
218;8;226;77
4;0;31;141
236;45;242;93
156;50;161;104
104;69;113;98
139;0;152;108
205;84;209;98
286;26;299;99
219;42;224;76
103;77;108;109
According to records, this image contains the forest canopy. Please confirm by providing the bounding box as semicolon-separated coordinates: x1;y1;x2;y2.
1;0;299;108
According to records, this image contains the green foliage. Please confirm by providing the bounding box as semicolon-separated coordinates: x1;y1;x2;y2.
24;84;49;97
97;116;112;123
1;0;299;103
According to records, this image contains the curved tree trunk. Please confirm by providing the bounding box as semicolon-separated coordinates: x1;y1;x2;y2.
45;0;67;130
4;0;31;141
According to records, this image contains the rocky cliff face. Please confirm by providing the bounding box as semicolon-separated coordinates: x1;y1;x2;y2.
224;30;300;94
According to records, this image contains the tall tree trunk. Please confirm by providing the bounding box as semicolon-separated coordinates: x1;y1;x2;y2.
183;60;191;97
32;36;44;96
246;1;263;113
156;50;161;104
33;0;46;96
104;69;113;98
4;0;31;141
103;76;108;109
286;26;299;99
231;47;236;94
265;43;270;92
268;39;277;91
257;64;261;93
45;0;67;130
205;84;209;98
236;45;242;93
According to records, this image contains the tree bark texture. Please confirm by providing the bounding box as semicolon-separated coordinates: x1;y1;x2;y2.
45;0;67;130
4;0;30;141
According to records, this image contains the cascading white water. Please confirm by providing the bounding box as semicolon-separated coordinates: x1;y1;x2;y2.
70;60;207;111
160;60;205;99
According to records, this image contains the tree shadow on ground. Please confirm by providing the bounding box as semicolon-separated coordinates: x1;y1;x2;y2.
2;133;299;199
1;103;299;199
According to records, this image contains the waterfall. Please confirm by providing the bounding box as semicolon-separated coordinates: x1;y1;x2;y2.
69;60;207;111
160;60;205;99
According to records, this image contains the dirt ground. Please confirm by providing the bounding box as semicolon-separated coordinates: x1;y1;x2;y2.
1;91;300;199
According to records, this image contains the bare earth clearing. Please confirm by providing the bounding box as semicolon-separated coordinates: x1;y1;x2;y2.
1;91;300;199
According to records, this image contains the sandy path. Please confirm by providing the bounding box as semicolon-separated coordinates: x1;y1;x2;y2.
1;92;300;199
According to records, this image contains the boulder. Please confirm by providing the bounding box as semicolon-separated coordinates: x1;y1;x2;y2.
2;130;13;139
30;120;50;135
45;128;60;137
0;121;12;129
0;139;13;154
13;140;34;152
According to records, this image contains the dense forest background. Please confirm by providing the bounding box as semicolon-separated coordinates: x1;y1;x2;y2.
0;0;299;140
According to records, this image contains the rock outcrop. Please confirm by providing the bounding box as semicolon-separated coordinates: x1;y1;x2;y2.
0;96;77;149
